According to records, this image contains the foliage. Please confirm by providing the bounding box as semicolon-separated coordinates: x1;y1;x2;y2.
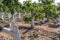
0;0;60;23
0;13;2;23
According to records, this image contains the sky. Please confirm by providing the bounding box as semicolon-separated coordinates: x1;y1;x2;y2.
19;0;60;4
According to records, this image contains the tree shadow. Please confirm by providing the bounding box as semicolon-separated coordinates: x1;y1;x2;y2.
34;22;40;25
0;26;3;31
48;24;60;28
49;37;57;40
4;24;10;28
39;20;47;26
23;26;34;34
18;26;30;29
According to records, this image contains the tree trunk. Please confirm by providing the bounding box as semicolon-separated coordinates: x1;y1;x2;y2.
13;13;16;24
2;12;5;22
19;12;22;21
8;13;12;18
8;13;12;26
31;17;35;28
56;18;60;25
12;14;22;40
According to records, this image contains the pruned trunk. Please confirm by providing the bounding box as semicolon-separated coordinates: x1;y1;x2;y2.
3;25;21;40
12;14;21;40
12;24;21;40
2;13;21;40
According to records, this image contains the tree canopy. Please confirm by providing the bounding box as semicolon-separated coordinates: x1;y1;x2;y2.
0;0;60;23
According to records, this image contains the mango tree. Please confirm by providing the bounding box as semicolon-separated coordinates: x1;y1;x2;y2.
0;0;5;22
40;0;56;21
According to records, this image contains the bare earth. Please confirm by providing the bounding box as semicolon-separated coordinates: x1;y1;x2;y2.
0;21;60;40
0;13;60;40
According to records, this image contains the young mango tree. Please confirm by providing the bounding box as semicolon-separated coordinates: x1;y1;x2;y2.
0;0;5;22
22;0;36;34
23;0;42;28
40;0;56;21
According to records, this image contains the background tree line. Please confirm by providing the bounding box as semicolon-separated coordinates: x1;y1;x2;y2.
0;0;60;23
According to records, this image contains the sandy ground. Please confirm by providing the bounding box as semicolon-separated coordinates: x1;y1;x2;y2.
0;15;60;40
0;21;60;40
